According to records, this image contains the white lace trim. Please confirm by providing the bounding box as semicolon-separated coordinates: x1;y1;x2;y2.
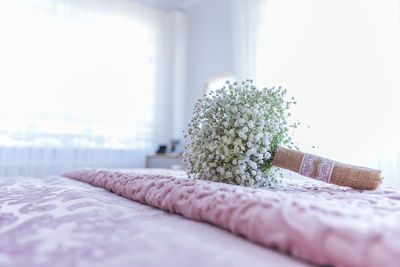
299;153;335;183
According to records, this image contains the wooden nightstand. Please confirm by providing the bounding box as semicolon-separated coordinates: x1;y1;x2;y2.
145;154;185;170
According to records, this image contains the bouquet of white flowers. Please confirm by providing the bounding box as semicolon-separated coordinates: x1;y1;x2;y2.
184;80;382;190
184;80;296;187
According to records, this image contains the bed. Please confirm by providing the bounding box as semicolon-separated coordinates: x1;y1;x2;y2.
1;168;399;267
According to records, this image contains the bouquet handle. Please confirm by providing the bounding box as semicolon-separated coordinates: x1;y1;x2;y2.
272;147;382;190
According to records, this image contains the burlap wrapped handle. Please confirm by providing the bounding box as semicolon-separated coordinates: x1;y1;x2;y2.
272;147;382;190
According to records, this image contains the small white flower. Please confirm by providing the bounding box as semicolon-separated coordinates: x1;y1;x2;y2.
248;120;254;128
248;133;254;142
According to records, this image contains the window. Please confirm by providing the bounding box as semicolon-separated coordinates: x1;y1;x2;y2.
0;0;172;175
256;0;400;185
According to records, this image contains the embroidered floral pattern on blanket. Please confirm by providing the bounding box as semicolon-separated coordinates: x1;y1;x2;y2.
1;175;309;267
64;169;400;267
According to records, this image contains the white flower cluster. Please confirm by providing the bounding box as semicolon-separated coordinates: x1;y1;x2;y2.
184;80;296;187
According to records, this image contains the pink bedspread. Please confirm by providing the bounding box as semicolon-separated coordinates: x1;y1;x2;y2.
63;168;400;267
0;174;308;267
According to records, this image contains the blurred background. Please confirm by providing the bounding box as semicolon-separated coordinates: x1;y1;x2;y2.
0;0;399;186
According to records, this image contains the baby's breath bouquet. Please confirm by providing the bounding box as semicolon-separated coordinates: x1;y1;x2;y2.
184;79;382;190
184;80;297;187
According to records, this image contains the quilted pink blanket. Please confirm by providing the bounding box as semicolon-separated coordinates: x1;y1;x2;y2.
63;168;400;267
0;174;307;267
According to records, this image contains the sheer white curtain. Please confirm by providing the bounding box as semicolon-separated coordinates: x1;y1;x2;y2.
0;0;172;176
256;0;400;186
231;0;263;81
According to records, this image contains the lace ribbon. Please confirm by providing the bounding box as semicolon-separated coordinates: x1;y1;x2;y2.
299;153;335;183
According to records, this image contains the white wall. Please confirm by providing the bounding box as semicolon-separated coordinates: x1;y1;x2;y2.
184;0;235;125
128;0;235;143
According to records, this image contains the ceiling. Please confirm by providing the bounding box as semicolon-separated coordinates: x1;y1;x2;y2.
132;0;199;12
